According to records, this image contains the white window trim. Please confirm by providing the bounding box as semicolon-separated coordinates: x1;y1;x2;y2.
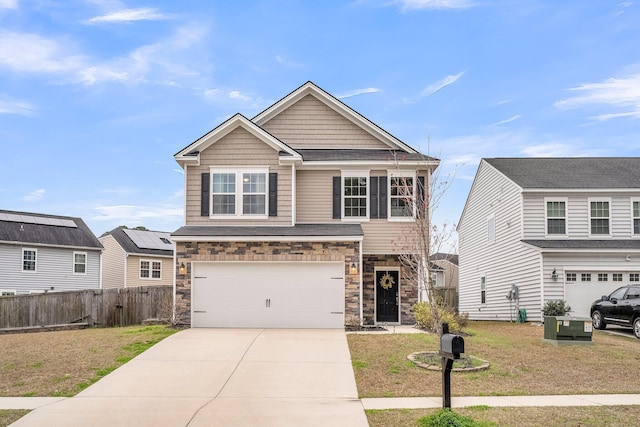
631;198;640;237
387;170;416;222
341;170;370;222
22;248;37;273
544;197;568;237
480;276;487;305
73;251;87;275
139;259;162;280
0;289;16;296
209;167;269;220
588;197;612;237
487;214;496;243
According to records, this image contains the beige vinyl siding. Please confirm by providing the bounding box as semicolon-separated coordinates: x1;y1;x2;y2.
261;94;391;150
524;193;637;239
361;221;416;254
185;127;292;226
458;161;541;321
296;169;336;222
99;235;126;289
126;255;173;287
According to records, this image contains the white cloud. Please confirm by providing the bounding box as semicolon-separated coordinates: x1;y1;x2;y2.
555;72;640;121
85;7;170;24
336;87;381;99
22;189;45;202
229;90;251;101
404;72;464;103
397;0;474;11
92;204;183;223
0;0;17;9
0;94;36;116
490;115;521;126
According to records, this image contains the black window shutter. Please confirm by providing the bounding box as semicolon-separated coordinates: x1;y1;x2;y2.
379;176;388;219
269;173;278;217
370;176;379;219
201;173;210;216
332;176;341;219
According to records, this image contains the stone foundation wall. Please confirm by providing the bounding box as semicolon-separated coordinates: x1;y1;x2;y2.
362;254;417;325
175;241;360;327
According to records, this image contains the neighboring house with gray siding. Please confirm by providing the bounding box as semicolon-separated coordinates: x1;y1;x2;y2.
430;253;459;311
172;81;439;328
458;158;640;322
0;210;102;295
99;228;174;289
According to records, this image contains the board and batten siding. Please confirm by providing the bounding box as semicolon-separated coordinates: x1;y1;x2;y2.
0;244;101;294
523;193;638;239
126;255;173;288
184;127;292;226
99;234;126;289
458;161;541;321
261;94;391;150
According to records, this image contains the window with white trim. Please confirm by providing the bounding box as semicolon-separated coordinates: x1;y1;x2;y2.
140;260;162;280
546;199;567;235
211;168;268;217
566;273;577;282
388;172;415;219
487;215;496;243
0;290;16;296
480;276;486;304
22;248;36;272
342;172;368;219
633;200;640;235
589;199;610;235
73;252;87;274
613;273;623;282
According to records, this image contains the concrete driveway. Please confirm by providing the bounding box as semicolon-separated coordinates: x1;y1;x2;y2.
10;328;369;427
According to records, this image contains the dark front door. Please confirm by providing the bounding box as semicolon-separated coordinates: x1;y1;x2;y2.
376;270;399;323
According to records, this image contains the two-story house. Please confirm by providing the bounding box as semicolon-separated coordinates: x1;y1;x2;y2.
0;209;103;295
458;158;640;321
100;228;174;289
171;82;439;328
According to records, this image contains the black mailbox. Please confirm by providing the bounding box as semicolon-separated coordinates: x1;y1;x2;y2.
440;333;464;359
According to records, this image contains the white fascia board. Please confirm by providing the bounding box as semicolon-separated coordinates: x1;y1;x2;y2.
520;241;640;254
524;188;640;193
124;253;174;259
253;82;417;154
297;160;438;170
171;235;364;243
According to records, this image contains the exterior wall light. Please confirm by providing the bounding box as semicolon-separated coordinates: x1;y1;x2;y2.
179;262;186;275
551;268;558;281
350;262;357;275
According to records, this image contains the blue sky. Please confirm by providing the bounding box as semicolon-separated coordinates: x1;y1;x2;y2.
1;0;639;241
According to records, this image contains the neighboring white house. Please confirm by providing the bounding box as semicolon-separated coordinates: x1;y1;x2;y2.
458;158;640;321
0;209;103;295
99;228;174;289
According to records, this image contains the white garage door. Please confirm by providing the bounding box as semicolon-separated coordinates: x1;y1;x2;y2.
565;279;621;318
192;262;345;328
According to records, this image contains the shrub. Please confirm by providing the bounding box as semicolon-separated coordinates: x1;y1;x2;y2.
413;301;468;333
417;409;491;427
542;299;571;316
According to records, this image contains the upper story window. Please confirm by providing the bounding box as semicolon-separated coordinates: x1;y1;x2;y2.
589;199;610;235
140;260;161;280
73;252;87;274
546;199;567;235
210;168;268;218
487;215;496;243
633;200;640;235
389;172;415;220
342;172;369;220
22;248;37;272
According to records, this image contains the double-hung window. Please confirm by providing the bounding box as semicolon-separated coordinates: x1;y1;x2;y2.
342;172;369;219
73;252;87;274
211;168;268;218
589;199;610;235
22;248;36;272
546;199;567;235
388;172;415;220
633;200;640;235
140;260;161;280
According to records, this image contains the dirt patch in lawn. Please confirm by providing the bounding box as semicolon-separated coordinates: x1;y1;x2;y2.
0;325;177;397
348;321;640;398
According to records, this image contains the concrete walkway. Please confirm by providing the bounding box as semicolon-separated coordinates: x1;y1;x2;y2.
6;328;369;427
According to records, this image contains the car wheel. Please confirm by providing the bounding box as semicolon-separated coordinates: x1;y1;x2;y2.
592;310;606;329
633;318;640;339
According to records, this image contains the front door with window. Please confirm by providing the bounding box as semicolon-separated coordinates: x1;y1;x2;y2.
376;269;400;323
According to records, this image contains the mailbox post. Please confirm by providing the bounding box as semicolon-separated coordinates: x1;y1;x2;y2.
439;323;464;409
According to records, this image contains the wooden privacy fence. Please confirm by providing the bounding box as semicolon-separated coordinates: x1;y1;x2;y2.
0;285;173;329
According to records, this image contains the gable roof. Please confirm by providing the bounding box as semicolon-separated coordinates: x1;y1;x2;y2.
0;210;102;250
431;252;459;266
104;227;173;257
485;157;640;189
253;81;418;154
174;113;302;167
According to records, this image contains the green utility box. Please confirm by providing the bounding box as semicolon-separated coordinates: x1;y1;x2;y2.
543;316;593;346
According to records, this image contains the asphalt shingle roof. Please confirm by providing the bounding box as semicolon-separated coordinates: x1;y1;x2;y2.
485;157;640;189
0;210;102;249
172;223;364;238
293;149;436;162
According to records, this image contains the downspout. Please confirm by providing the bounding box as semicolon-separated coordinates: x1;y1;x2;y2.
538;252;544;322
359;239;363;326
291;163;296;226
99;249;104;289
124;253;128;289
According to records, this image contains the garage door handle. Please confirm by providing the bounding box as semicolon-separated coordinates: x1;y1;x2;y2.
194;310;206;313
331;311;343;314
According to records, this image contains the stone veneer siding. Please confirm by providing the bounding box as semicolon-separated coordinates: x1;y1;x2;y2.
175;240;360;327
362;254;417;325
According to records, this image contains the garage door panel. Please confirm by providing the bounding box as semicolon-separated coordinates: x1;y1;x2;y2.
192;262;345;328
